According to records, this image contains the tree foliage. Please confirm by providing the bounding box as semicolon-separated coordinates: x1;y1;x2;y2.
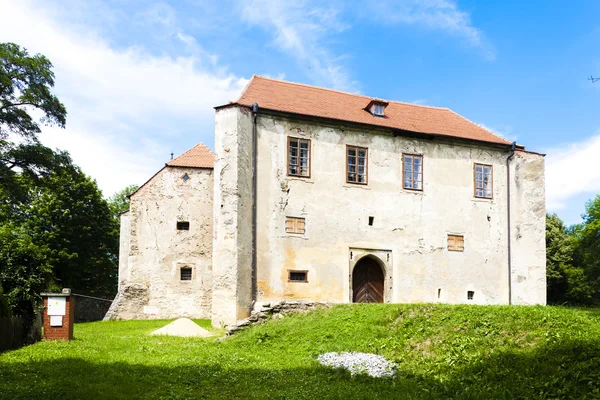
0;43;117;321
0;42;66;140
546;213;592;304
0;151;119;319
546;195;600;304
107;184;139;222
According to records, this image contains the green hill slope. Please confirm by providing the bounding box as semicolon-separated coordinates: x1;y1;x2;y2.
2;304;600;399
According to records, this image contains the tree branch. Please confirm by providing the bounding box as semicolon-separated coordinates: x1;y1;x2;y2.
0;102;39;111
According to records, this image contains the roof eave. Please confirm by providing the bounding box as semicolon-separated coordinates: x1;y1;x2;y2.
243;106;514;149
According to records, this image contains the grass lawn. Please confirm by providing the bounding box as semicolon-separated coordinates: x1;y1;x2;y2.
1;304;600;399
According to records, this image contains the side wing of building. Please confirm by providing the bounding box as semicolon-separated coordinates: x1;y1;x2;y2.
106;165;213;320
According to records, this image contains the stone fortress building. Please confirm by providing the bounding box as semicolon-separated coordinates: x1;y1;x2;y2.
106;76;546;327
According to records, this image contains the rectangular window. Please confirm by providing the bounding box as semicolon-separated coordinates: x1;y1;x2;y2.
474;164;493;198
285;216;306;235
180;267;192;281
447;234;464;252
288;270;308;282
347;145;368;184
402;154;423;190
288;137;311;177
177;221;190;231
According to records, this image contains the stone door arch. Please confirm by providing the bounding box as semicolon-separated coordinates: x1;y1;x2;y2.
352;257;384;303
348;248;393;303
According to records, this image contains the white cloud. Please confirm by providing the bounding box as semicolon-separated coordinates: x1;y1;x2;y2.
545;132;600;211
0;0;247;196
362;0;495;61
240;0;358;92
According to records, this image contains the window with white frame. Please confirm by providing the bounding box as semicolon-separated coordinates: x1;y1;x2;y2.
474;164;493;198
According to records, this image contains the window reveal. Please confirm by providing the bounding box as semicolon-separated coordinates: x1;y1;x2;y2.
347;146;368;184
447;234;464;252
402;154;423;190
180;267;192;281
288;270;308;282
177;221;190;231
285;216;306;235
288;137;310;177
474;164;493;198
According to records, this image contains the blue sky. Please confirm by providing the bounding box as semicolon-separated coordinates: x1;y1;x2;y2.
1;0;599;224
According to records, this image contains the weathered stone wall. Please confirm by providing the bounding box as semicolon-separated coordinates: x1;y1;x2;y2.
212;106;254;327
118;211;130;291
509;151;546;305
73;295;113;322
226;300;332;335
106;166;214;320
249;112;546;306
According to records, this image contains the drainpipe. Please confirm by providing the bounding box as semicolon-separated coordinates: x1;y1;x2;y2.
506;141;516;305
251;103;259;308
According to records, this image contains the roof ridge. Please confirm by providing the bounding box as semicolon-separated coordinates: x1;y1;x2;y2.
250;75;449;111
168;142;213;163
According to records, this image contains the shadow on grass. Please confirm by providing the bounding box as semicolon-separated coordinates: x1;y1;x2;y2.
1;339;599;399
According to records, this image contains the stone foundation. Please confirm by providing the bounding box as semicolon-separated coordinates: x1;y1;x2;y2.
225;300;332;335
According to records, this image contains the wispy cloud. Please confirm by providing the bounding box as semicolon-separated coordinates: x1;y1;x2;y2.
239;0;358;92
0;0;247;196
545;132;600;211
361;0;495;61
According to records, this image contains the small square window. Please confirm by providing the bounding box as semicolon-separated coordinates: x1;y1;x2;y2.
447;234;464;252
177;221;190;231
288;270;308;282
285;217;305;235
181;173;190;182
467;291;474;300
180;267;192;281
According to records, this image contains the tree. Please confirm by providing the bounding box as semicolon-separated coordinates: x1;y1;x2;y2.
107;184;139;221
546;213;592;304
1;42;69;209
0;42;66;141
0;154;119;319
574;194;600;302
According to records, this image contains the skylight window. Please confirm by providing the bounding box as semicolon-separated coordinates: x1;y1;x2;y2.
373;104;385;116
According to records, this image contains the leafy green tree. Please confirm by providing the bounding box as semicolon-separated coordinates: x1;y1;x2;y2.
0;42;66;140
1;42;69;208
107;184;139;221
0;147;119;320
546;213;593;304
575;194;600;302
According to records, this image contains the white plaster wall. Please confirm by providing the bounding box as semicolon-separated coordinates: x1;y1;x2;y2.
510;151;546;305
252;113;546;306
212;106;254;327
116;166;213;319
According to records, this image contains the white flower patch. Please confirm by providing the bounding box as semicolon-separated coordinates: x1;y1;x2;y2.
317;352;396;378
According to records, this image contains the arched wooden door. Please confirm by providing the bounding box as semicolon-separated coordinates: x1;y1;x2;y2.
352;257;384;303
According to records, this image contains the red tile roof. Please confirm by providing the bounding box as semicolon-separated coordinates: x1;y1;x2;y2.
167;142;214;169
220;75;512;147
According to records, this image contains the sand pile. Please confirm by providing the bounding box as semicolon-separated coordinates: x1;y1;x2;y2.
150;318;214;338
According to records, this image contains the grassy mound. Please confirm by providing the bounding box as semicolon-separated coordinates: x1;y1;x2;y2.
1;304;600;399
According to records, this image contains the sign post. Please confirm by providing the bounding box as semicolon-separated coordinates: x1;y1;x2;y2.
41;288;74;341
